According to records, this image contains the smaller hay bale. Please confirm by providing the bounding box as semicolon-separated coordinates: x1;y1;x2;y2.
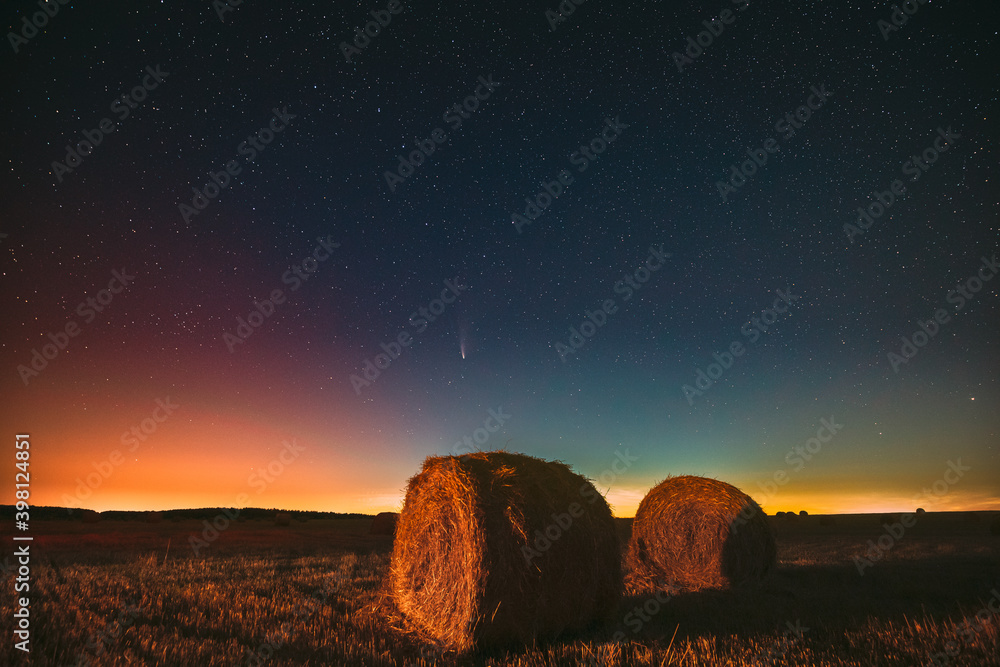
625;475;776;593
370;511;399;536
389;451;621;653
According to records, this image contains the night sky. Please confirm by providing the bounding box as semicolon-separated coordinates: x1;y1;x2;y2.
3;0;998;516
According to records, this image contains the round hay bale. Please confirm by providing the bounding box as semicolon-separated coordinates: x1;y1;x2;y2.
625;475;776;593
370;511;399;536
389;451;621;652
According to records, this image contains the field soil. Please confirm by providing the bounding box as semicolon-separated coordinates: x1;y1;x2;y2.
1;511;998;666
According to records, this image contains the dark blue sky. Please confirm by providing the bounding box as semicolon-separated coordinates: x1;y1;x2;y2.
3;0;998;514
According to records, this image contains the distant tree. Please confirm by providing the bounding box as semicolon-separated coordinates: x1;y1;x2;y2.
799;510;808;517
775;511;786;518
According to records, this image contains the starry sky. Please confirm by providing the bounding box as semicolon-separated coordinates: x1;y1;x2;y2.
3;0;998;516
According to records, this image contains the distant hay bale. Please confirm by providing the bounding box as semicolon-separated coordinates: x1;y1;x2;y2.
916;507;926;515
775;511;786;518
798;510;808;517
81;510;101;524
370;512;399;536
274;512;291;526
624;475;776;593
389;451;621;652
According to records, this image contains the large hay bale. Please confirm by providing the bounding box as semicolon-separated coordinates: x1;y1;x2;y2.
389;451;620;652
625;475;776;593
370;511;399;536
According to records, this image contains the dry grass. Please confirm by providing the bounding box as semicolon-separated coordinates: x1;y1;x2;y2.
388;451;621;652
1;513;998;665
625;475;776;593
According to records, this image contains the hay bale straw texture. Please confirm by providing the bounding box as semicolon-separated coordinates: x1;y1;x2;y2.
370;511;399;536
625;475;776;593
389;451;621;652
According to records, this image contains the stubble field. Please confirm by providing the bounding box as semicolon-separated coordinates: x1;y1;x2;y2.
1;511;998;666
